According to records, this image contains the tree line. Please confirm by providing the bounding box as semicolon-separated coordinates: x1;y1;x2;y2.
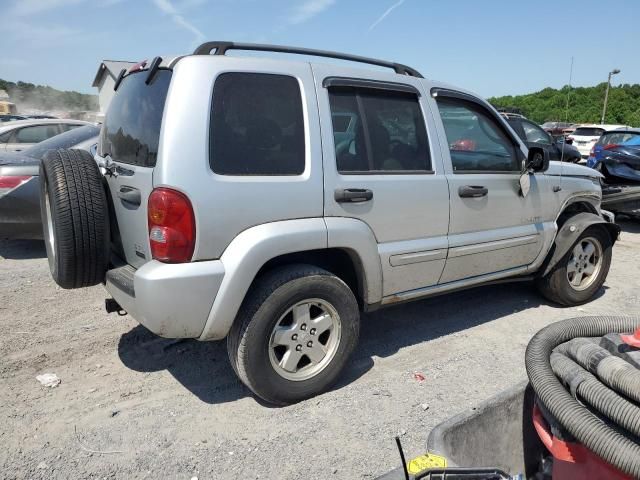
490;83;640;127
0;78;98;112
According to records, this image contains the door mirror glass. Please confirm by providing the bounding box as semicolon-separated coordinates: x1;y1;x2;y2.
526;148;549;172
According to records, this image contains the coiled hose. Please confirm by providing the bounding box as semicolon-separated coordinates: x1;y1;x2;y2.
525;316;640;478
559;337;640;404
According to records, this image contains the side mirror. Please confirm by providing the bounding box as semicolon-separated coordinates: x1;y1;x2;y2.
526;148;550;172
566;138;574;145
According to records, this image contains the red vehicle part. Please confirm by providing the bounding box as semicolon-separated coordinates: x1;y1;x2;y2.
532;403;632;480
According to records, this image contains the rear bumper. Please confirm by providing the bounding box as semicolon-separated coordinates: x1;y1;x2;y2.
105;259;225;338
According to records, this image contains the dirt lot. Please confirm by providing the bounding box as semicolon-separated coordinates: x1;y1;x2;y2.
1;221;639;480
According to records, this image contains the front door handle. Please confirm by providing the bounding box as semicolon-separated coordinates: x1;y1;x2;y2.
335;188;373;203
458;185;488;198
118;186;141;206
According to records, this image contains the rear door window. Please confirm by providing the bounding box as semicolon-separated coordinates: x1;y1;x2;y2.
328;86;431;173
210;73;305;176
14;125;59;143
100;69;172;167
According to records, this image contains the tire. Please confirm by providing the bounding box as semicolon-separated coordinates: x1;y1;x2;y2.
536;226;612;306
39;149;109;289
227;264;360;405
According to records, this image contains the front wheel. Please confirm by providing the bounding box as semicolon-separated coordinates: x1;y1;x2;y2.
227;265;360;405
536;226;612;306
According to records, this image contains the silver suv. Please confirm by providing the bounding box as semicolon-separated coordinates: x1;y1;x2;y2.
39;42;619;405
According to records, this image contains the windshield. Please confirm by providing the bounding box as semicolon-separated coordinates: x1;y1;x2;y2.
24;124;100;160
573;127;605;137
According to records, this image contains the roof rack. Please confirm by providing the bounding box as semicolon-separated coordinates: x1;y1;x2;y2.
193;41;423;78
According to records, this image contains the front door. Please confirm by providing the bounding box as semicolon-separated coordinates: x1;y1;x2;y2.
314;65;450;296
432;92;551;284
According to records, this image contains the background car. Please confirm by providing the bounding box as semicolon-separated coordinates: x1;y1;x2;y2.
24;115;58;120
0;124;100;239
586;128;640;183
568;124;630;158
0;114;28;123
504;115;582;163
541;121;574;136
0;119;91;152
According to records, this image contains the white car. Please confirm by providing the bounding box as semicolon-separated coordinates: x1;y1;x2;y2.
569;124;630;158
0;119;91;152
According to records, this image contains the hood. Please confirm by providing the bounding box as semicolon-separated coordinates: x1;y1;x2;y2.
546;161;603;180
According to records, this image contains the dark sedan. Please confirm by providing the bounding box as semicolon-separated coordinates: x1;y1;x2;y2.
0;124;100;239
504;116;582;163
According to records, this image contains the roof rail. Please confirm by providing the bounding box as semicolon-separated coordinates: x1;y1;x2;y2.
193;41;423;78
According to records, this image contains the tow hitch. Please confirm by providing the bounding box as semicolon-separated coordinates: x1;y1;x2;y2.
105;298;127;316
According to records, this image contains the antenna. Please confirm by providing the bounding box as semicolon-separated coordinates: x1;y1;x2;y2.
558;56;574;192
395;436;410;480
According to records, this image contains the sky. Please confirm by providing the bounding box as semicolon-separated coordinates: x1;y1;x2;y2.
1;0;639;98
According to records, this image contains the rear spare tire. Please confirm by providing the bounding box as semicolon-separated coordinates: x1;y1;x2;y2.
40;149;109;289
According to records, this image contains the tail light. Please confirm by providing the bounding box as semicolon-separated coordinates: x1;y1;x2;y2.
603;144;620;151
0;175;32;196
590;145;596;155
147;187;195;263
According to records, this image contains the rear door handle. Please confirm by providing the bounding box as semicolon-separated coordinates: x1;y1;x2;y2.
335;188;373;203
118;186;141;206
458;185;488;198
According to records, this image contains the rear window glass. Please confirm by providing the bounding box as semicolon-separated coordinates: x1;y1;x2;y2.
573;127;605;137
100;69;171;167
597;131;640;146
210;73;305;176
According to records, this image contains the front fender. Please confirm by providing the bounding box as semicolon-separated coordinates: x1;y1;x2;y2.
541;212;620;277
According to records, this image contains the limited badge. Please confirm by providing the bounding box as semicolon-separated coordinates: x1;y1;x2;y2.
406;453;448;474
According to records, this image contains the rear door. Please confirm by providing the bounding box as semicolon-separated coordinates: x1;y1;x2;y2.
97;69;172;268
315;65;450;296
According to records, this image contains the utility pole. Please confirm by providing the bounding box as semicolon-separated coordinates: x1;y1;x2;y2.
601;68;621;124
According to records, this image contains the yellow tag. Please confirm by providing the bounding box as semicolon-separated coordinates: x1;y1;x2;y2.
406;453;447;474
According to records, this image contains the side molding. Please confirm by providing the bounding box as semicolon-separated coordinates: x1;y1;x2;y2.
199;218;327;340
542;212;620;277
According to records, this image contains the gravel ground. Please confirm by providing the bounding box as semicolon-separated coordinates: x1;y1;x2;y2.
1;221;639;480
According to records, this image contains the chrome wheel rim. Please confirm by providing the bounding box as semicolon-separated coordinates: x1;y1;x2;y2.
43;178;56;263
566;237;603;291
268;298;341;382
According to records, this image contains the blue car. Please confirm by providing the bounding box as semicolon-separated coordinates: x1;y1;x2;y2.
587;128;640;183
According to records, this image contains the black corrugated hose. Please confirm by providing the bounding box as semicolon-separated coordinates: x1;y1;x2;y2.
525;316;640;478
559;337;640;404
550;352;640;438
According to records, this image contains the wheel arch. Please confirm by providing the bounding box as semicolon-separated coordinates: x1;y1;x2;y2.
541;212;620;277
198;217;382;341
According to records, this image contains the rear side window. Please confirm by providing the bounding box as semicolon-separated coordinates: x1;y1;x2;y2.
100;70;171;167
328;87;431;173
210;73;305;176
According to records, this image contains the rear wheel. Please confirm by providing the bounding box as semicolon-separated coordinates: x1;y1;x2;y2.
40;149;109;289
227;264;360;405
536;226;612;306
